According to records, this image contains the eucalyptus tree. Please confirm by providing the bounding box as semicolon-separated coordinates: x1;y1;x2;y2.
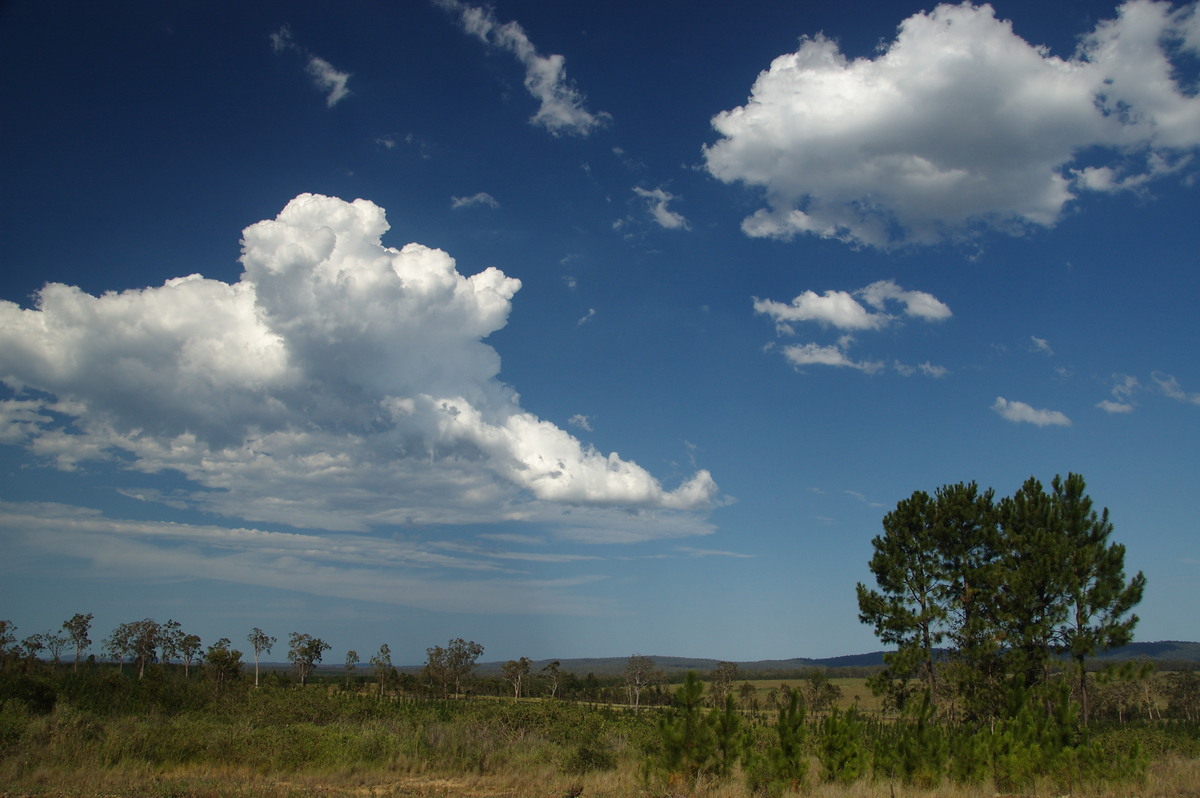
106;619;163;679
369;643;392;697
62;613;93;672
247;627;276;687
502;656;531;698
43;630;69;667
0;620;16;669
288;632;330;687
181;633;203;677
205;637;243;689
541;660;563;699
624;654;657;709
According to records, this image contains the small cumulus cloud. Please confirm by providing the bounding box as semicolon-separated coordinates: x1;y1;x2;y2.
1096;373;1139;414
703;1;1200;249
568;414;593;432
992;397;1072;427
757;280;949;376
577;308;597;326
633;186;690;230
451;192;500;210
434;0;609;136
755;280;950;333
1030;336;1054;356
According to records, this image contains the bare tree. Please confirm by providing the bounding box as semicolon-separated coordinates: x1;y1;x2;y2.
247;628;276;688
624;654;657;709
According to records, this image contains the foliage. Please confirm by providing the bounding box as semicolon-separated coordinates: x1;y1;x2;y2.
818;707;869;784
744;686;808;797
288;632;330;687
105;618;163;679
248;627;276;688
858;473;1145;723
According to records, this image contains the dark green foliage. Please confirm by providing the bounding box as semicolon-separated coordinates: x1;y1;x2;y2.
818;707;868;784
743;687;808;797
874;692;947;788
859;473;1145;725
647;670;716;786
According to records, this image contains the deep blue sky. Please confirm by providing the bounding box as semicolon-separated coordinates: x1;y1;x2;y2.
1;0;1197;666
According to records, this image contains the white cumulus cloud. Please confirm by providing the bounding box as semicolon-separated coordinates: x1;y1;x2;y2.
992;397;1072;426
757;281;949;376
0;193;718;538
755;280;950;332
434;0;610;136
633;186;690;230
704;1;1200;249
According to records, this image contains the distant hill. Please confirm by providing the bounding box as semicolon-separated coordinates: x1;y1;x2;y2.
468;641;1200;678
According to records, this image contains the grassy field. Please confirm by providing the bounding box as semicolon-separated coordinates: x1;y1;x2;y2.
2;668;1197;797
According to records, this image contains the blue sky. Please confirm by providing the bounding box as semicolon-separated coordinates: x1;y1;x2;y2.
1;0;1197;667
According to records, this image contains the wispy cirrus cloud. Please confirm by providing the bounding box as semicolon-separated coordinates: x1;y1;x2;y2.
0;500;612;616
433;0;609;136
271;25;351;107
451;192;500;210
1154;371;1200;405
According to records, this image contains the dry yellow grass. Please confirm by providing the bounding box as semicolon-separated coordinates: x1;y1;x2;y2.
6;756;1197;798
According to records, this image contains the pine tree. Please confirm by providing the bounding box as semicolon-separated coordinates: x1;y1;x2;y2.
1052;473;1146;725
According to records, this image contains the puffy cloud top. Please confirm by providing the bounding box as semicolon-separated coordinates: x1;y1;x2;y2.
704;0;1200;248
0;194;717;535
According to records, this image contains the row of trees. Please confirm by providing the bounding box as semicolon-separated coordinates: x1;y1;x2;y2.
856;473;1145;724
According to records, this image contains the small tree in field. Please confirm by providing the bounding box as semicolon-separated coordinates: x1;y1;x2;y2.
502;656;531;698
625;654;657;709
43;631;68;667
181;633;202;678
247;628;276;687
205;637;243;690
106;619;163;679
541;660;563;698
288;632;330;687
62;612;93;672
370;643;392;697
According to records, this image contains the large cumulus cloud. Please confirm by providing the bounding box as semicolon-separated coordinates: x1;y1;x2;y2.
704;0;1200;248
0;194;717;536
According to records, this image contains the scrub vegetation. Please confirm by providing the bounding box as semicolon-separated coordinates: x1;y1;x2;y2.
2;473;1197;796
